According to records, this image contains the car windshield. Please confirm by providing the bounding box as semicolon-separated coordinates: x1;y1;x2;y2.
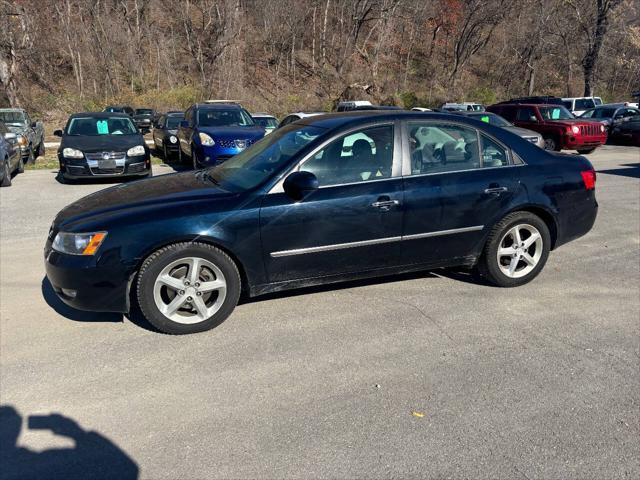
254;117;278;128
0;111;25;126
575;98;595;110
166;116;184;128
135;109;153;115
198;108;254;127
538;106;574;120
66;116;138;135
104;107;124;113
469;113;511;127
205;125;325;191
581;108;616;119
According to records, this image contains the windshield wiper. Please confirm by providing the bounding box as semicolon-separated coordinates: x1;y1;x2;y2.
200;171;220;186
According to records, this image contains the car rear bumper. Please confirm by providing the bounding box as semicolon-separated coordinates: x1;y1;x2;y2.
44;246;132;313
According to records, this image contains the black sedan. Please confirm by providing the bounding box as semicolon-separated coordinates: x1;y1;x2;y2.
608;116;640;146
133;108;157;133
152;111;184;158
54;113;152;181
45;112;598;334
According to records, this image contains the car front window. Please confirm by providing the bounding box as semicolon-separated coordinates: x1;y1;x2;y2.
205;125;325;191
538;106;574;120
166;116;184;129
198;109;255;127
67;117;138;135
0;112;25;126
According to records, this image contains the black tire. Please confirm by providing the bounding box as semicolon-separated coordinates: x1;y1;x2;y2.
178;144;185;164
163;143;169;160
577;148;596;154
16;155;24;174
543;136;559;151
37;141;45;157
192;146;200;170
478;211;551;287
1;161;11;187
25;147;35;165
136;242;241;334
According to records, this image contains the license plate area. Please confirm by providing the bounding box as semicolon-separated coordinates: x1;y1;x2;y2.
99;159;117;169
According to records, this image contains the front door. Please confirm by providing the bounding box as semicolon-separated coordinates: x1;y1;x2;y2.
260;123;405;283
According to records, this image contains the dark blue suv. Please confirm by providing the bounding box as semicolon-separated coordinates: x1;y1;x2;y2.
177;102;265;168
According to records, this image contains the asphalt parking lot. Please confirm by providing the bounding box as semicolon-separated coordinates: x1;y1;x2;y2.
1;147;638;479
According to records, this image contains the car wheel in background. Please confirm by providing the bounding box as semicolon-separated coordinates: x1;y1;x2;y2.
1;161;12;187
37;141;45;157
26;147;35;165
136;242;241;334
192;147;201;170
577;148;596;154
163;143;169;160
478;211;551;287
543;137;559;151
17;155;24;174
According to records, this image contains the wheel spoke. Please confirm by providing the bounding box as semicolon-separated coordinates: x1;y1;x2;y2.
521;252;536;266
157;274;184;291
511;226;522;245
523;232;540;248
163;294;187;316
188;257;201;284
192;296;209;319
198;279;226;292
498;247;514;257
508;255;520;275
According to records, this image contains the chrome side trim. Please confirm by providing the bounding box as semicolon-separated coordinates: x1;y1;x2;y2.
403;225;484;240
271;236;402;257
270;225;484;258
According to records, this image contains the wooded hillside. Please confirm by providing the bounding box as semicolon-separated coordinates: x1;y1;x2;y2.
1;0;638;118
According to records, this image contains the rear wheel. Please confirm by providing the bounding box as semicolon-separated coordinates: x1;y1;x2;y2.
478;211;551;287
1;161;11;187
136;242;241;334
16;155;24;174
25;147;35;165
577;148;596;154
543;136;559;151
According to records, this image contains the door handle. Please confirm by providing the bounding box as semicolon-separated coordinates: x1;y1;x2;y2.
371;199;400;209
484;186;508;195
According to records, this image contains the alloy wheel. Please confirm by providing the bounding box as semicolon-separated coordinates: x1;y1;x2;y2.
496;224;543;279
152;256;227;324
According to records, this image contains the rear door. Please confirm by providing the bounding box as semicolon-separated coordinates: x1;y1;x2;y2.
401;120;520;264
260;122;405;282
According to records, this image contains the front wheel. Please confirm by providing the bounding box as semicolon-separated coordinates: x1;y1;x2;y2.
478;212;551;287
37;141;45;157
1;161;11;187
577;148;596;154
136;242;241;334
543;137;559;151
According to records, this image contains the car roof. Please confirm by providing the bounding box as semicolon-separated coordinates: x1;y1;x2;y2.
165;111;184;115
194;103;242;109
251;113;276;118
69;112;132;118
495;103;559;108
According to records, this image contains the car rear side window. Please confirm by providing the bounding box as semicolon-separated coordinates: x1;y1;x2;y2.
516;107;537;122
407;123;480;175
301;125;394;187
480;135;510;167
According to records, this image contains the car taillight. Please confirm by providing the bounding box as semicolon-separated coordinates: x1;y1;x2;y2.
581;170;596;190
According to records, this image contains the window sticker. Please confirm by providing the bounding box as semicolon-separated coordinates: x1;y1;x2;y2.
480;115;490;123
551;109;561;120
96;120;109;134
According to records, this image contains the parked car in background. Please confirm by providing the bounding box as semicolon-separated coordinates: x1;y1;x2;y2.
495;96;565;107
278;112;325;128
608;115;640;146
133;108;157;133
455;111;544;148
251;113;279;134
45;111;598;335
336;100;373;111
177;102;265;168
54;112;151;181
411;107;432;112
561;97;598;116
0;108;45;164
0;121;22;187
487;103;606;153
440;103;468;112
152;111;184;159
103;105;135;117
579;104;640;130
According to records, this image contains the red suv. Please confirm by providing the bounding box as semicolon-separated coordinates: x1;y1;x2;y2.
487;103;607;153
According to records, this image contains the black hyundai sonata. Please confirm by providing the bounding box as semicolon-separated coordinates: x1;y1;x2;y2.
45;112;598;334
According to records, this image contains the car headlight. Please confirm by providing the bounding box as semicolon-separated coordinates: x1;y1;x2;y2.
17;135;27;146
52;231;108;256
62;147;84;158
600;124;606;132
127;145;146;156
571;125;580;134
199;132;215;146
169;135;177;144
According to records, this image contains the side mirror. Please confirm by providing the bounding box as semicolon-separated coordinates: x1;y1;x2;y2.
53;129;63;137
529;116;538;122
283;171;319;201
180;120;189;128
4;132;16;141
31;121;37;128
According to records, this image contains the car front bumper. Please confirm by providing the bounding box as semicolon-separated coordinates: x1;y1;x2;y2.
563;134;607;150
44;244;133;313
195;144;247;165
60;155;151;179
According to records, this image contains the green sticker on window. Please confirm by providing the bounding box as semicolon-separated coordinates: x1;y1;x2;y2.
96;120;109;134
481;115;490;123
551;109;560;120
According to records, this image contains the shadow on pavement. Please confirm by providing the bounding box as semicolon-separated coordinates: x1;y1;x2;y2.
0;405;138;480
41;277;123;323
597;162;640;179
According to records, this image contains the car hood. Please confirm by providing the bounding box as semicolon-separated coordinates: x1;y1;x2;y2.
61;134;145;153
505;126;540;137
6;124;27;134
54;171;236;230
198;125;265;140
134;114;152;120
